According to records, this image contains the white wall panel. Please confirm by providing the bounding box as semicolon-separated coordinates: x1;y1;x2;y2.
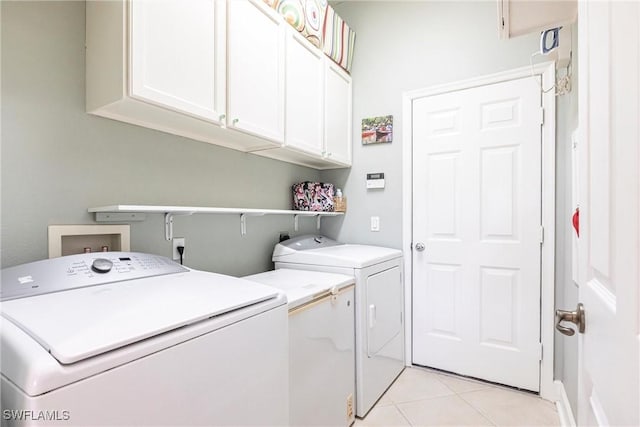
480;267;518;348
426;263;460;339
428;154;459;239
481;146;519;240
481;99;520;130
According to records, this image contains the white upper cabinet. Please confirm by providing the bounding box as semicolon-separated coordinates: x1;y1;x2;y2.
284;30;324;157
323;59;352;166
129;0;224;123
254;30;353;169
497;0;577;39
86;0;277;152
86;0;351;168
227;0;285;144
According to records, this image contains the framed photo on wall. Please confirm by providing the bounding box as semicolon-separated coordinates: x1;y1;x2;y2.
362;115;393;144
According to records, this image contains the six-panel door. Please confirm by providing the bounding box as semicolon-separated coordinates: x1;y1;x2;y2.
412;76;543;391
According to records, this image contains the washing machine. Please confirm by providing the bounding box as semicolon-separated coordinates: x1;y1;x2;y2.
272;235;404;417
1;252;288;426
244;269;356;426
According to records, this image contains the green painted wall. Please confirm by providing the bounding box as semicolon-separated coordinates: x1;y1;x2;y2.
1;1;321;275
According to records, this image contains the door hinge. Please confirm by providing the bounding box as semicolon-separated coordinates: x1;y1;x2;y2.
538;107;545;125
539;226;545;244
538;342;543;361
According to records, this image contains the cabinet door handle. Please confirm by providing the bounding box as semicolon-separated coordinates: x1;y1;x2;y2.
326;152;332;157
219;114;226;121
232;118;239;125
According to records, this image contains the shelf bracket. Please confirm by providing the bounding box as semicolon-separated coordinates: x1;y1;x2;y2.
239;213;265;236
164;212;194;241
95;212;146;222
165;213;173;241
240;214;248;236
294;214;323;231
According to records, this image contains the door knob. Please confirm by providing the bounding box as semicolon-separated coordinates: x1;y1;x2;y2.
415;242;425;252
555;303;585;336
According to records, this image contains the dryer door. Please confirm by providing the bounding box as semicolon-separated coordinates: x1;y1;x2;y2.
366;266;402;356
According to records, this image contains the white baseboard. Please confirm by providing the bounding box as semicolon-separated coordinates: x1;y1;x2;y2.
554;380;577;427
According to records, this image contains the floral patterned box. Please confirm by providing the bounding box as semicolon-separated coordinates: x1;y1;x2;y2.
292;182;335;212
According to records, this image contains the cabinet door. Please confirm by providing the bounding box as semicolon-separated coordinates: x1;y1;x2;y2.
227;0;285;143
285;30;324;156
129;0;225;124
324;60;352;166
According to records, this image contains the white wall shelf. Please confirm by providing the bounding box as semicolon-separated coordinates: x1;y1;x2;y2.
88;205;343;240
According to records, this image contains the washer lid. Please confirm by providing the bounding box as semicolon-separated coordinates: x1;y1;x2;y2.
244;269;354;309
273;244;403;268
1;270;281;364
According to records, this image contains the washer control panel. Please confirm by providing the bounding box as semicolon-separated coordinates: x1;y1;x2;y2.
1;252;188;301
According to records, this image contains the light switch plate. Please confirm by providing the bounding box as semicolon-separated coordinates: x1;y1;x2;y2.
370;216;380;232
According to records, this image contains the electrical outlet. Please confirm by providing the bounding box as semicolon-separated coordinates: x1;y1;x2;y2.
172;237;185;261
279;232;290;242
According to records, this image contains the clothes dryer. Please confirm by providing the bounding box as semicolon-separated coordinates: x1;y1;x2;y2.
273;236;404;417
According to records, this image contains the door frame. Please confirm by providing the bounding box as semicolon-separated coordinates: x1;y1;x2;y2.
401;62;557;401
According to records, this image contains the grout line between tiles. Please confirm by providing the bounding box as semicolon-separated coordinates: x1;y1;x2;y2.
393;402;414;427
457;389;501;426
374;367;559;426
457;393;497;427
395;392;498;427
388;390;457;406
412;365;501;389
451;385;497;426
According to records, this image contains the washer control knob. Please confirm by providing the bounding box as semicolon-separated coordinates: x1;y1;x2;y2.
92;258;113;274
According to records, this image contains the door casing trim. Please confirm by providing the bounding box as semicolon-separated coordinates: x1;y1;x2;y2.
401;62;557;401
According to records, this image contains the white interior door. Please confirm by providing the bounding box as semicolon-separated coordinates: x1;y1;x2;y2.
412;76;543;391
575;1;639;425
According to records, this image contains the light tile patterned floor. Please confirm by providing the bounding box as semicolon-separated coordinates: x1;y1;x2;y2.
355;367;560;427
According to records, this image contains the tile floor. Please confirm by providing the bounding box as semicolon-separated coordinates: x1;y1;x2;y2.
355;367;560;426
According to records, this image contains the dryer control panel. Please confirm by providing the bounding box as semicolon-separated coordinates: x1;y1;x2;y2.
1;252;187;301
276;234;342;250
